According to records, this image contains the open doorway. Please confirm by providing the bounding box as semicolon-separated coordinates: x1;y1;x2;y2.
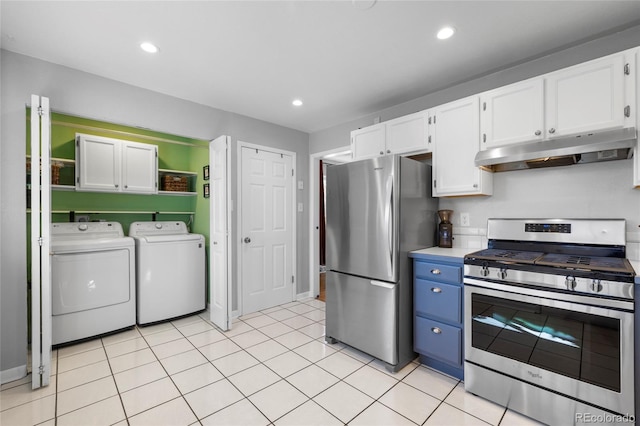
309;147;351;302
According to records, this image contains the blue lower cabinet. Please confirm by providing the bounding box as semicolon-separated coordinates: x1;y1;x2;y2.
415;317;462;366
412;255;464;380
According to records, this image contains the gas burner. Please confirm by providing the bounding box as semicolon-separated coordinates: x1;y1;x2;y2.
466;248;544;264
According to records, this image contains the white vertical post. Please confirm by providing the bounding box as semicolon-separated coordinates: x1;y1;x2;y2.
39;97;52;385
30;95;52;389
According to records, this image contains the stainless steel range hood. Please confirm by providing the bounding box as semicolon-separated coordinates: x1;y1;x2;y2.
475;127;636;172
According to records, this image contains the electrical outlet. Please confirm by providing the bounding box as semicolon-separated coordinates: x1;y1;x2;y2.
460;212;470;227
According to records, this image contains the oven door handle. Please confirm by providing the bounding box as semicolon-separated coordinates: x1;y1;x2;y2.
463;277;634;312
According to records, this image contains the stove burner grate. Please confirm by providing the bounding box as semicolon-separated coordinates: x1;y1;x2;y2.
465;248;544;264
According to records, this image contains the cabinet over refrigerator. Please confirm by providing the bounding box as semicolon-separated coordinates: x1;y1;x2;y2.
325;155;438;372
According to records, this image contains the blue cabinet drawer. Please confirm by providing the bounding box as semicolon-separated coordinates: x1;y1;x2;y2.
415;279;461;324
414;261;461;284
415;316;462;367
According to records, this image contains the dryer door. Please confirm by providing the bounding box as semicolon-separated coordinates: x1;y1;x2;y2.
52;248;131;315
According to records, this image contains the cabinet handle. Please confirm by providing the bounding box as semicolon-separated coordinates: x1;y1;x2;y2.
482;133;486;143
431;327;442;334
430;269;441;275
624;106;631;118
380;151;384;155
386;149;391;154
534;130;541;136
124;185;128;189
115;184;119;188
549;128;556;134
428;135;432;144
473;183;478;188
431;287;442;293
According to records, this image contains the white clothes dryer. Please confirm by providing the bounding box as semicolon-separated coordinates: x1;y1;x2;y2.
129;221;206;325
51;222;136;345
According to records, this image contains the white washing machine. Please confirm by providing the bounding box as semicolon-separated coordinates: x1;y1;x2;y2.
51;222;136;345
129;221;206;325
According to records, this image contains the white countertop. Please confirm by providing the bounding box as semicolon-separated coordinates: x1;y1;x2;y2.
410;247;473;259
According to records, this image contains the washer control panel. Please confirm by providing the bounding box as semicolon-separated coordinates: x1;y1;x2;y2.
128;221;189;237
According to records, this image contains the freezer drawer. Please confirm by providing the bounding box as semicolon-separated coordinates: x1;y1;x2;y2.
325;271;398;365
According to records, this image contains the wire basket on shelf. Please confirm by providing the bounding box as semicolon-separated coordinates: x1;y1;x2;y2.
162;175;188;192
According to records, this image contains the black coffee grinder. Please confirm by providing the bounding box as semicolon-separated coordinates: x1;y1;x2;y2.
438;210;453;248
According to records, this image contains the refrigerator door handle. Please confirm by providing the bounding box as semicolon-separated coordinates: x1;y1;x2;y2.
385;176;394;275
370;280;395;289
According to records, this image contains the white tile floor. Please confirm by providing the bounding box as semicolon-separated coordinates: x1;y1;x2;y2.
1;298;545;426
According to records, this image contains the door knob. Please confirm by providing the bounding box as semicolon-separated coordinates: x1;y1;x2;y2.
244;237;251;243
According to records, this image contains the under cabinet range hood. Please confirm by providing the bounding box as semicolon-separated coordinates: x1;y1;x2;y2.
475;127;637;172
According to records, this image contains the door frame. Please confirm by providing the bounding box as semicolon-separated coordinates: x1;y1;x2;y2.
236;141;297;315
308;146;351;299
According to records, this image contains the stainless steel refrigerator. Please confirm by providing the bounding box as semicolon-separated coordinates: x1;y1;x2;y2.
325;155;437;372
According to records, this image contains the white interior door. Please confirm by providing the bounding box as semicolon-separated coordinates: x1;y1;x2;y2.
30;95;52;389
241;146;294;314
209;136;232;331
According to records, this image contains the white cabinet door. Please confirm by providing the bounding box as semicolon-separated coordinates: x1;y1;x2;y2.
385;110;430;154
121;141;158;193
480;78;544;149
351;123;386;160
433;96;492;197
76;134;121;192
546;53;627;138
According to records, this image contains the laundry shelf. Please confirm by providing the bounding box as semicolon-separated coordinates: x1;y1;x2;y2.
27;209;195;215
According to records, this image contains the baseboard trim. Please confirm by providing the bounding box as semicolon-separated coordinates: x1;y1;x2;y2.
296;291;314;301
1;364;27;385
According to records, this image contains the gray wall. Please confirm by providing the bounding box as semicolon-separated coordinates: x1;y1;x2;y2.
0;50;309;377
309;24;640;233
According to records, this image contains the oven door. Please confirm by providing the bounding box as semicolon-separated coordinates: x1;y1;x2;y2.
464;278;635;416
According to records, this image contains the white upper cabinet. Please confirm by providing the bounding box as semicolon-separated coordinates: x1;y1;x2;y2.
351;123;386;160
385;110;430;155
479;50;636;152
76;134;120;192
76;134;158;194
432;96;492;197
545;51;634;138
480;78;545;149
121;142;158;193
351;111;431;160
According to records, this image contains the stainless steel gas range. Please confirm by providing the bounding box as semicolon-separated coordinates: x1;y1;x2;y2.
464;219;636;426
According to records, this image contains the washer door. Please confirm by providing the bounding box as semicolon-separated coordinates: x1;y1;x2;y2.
52;249;131;315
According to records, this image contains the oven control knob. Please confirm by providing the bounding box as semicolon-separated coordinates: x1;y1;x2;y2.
565;276;577;291
591;279;603;293
498;268;507;280
480;266;490;277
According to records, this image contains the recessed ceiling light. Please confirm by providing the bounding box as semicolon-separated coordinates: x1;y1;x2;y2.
292;99;303;107
436;26;455;40
140;42;159;53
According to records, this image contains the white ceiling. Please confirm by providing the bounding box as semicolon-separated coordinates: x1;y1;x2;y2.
2;1;640;134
